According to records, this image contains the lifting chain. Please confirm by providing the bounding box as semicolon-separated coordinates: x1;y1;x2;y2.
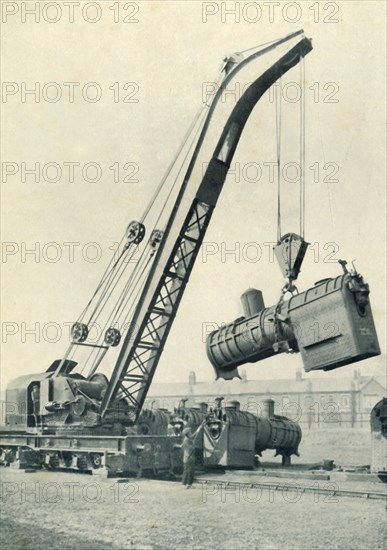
273;282;298;353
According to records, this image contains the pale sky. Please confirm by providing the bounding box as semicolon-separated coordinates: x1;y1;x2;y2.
1;1;386;390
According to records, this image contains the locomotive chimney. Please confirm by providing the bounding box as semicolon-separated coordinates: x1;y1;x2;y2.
263;398;275;418
198;402;208;413
189;371;196;386
241;288;265;317
225;400;240;411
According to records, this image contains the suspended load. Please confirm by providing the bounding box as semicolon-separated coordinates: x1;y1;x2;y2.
206;263;381;379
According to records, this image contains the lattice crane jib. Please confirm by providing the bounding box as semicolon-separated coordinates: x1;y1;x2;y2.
98;33;313;422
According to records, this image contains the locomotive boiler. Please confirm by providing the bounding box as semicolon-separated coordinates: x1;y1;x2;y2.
169;399;208;436
203;398;301;469
207;266;380;380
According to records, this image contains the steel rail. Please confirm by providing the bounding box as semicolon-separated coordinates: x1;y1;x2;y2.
197;478;387;501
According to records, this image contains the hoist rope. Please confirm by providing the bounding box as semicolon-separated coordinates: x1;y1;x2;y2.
139;72;223;224
80;87;212;332
74;80;211;371
75;233;127;324
86;244;139;325
299;56;306;239
113;101;209;325
275;55;307;243
88;251;141;327
81;247;150;374
153;104;209;230
117;253;155;330
239;31;305;56
275;76;282;242
60;241;145;375
79;344;99;375
103;244;153;331
113;104;210;331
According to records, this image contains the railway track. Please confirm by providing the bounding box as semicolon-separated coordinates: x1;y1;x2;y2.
197;478;387;501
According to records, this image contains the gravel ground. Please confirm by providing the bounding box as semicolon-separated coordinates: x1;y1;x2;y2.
298;428;372;465
1;468;386;550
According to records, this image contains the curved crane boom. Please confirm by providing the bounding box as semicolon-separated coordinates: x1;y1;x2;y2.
99;32;313;421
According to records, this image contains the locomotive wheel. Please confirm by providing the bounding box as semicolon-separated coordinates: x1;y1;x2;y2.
49;454;60;469
62;452;73;468
89;453;102;469
3;448;16;466
77;455;88;470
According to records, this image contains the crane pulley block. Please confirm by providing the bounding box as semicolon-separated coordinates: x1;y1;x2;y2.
274;233;309;282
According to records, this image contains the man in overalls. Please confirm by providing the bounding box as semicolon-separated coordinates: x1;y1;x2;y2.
181;424;203;489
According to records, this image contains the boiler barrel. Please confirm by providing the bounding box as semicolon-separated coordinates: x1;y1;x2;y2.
217;407;301;457
137;409;170;435
206;301;295;376
255;416;302;455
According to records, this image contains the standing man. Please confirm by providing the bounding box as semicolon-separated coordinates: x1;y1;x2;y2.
31;384;40;428
181;424;203;489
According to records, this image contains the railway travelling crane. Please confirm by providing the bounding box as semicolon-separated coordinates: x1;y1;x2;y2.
0;31;380;474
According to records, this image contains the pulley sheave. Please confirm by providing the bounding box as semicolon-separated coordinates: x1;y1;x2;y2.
274;233;308;282
126;221;146;245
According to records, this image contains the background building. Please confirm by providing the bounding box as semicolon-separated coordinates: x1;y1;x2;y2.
147;369;386;428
